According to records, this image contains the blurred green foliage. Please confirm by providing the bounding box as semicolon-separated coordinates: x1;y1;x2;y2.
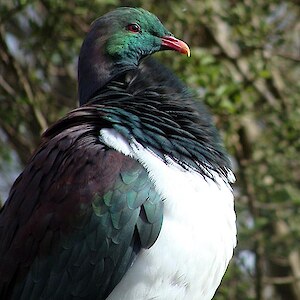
0;0;299;299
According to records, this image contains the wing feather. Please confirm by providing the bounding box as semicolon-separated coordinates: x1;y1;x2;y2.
0;111;163;300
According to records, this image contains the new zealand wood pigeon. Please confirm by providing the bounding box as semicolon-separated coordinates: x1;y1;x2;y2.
0;7;236;300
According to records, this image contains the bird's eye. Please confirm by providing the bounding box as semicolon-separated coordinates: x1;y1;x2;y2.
126;23;141;33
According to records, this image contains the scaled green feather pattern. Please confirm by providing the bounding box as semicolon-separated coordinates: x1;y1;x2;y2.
0;111;163;300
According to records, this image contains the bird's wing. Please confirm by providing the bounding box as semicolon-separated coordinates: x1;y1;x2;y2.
0;107;163;300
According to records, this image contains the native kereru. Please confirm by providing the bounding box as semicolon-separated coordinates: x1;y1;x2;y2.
0;7;236;300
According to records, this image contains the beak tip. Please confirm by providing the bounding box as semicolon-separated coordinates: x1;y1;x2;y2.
182;46;191;57
161;35;191;57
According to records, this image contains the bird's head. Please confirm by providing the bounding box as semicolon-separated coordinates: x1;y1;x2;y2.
103;7;190;60
78;7;190;104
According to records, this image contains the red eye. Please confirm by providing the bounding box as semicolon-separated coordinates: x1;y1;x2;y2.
126;23;141;33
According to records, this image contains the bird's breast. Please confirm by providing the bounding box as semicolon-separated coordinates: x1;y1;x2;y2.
101;128;236;300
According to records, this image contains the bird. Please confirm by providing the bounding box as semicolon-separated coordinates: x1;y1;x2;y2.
0;7;236;300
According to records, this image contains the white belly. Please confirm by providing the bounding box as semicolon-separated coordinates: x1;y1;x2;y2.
101;129;237;300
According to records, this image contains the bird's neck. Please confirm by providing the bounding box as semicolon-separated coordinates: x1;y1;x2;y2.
78;35;137;106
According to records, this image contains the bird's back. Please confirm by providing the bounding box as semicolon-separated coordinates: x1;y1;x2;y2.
0;57;236;300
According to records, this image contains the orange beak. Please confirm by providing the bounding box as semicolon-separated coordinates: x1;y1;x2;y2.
161;35;191;57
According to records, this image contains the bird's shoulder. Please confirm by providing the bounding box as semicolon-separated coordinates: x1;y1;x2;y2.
0;107;163;299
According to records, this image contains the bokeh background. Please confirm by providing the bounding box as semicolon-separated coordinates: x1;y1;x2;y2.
0;0;299;299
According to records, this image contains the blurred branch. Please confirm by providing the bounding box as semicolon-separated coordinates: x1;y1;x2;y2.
275;52;300;63
264;276;300;285
0;74;16;96
274;220;300;296
0;28;48;133
204;14;279;108
201;1;296;116
235;123;263;300
0;1;33;24
0;121;34;165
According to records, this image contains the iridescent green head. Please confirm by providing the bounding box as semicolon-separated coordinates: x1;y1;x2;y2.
104;7;189;59
78;7;190;104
